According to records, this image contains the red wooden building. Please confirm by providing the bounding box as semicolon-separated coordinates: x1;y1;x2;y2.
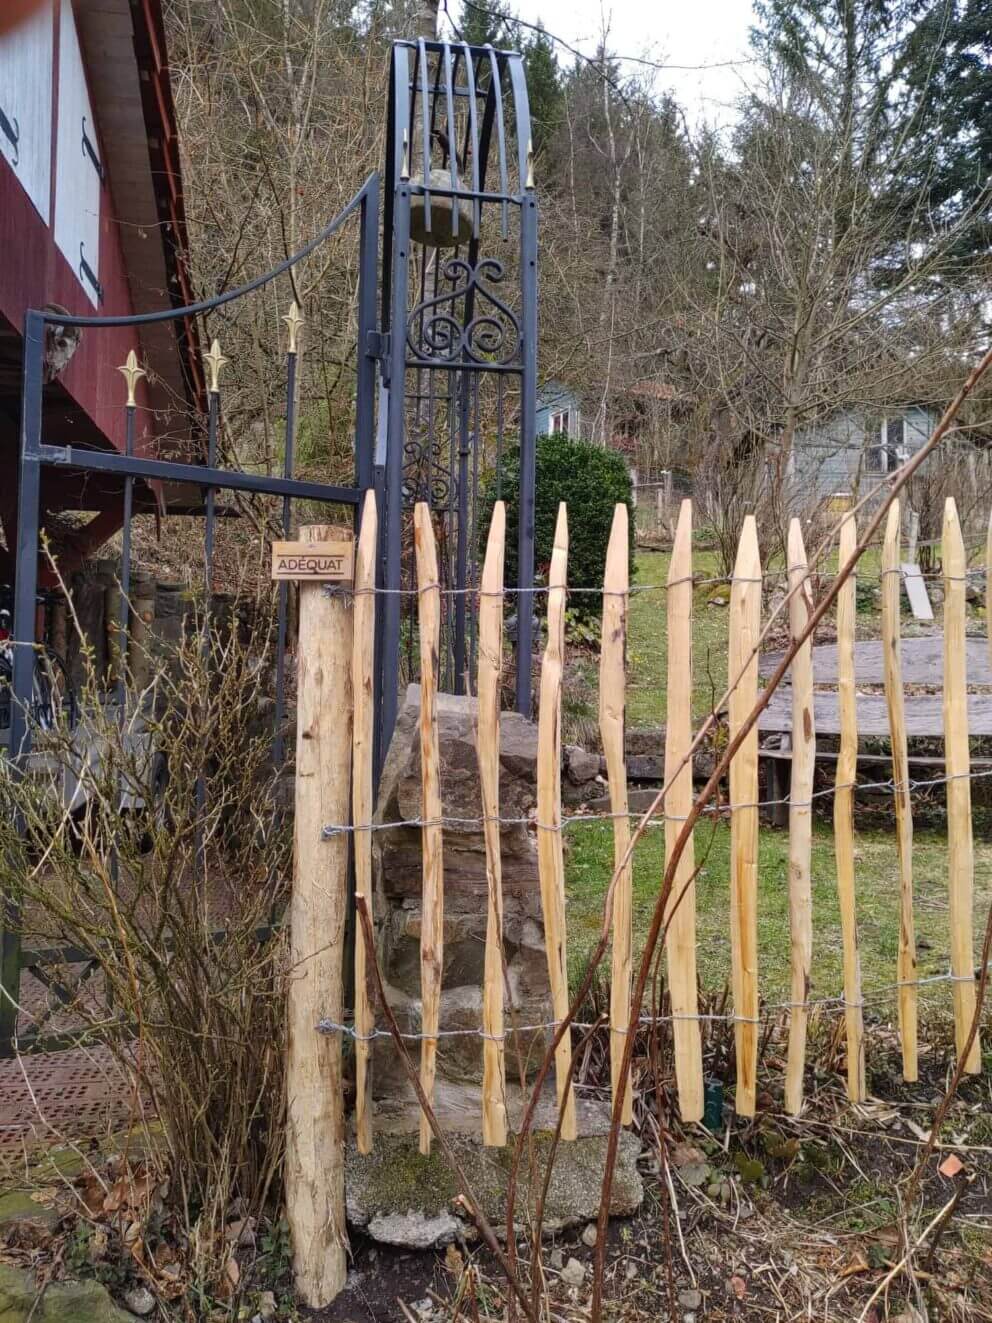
0;0;202;580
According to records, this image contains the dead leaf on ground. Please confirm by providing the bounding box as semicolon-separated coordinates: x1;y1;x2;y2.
939;1153;964;1179
839;1251;869;1278
671;1144;706;1168
444;1244;464;1275
729;1273;747;1299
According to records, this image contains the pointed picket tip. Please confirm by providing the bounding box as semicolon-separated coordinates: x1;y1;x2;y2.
787;516;807;567
604;503;629;578
482;501;506;577
733;514;760;578
552;501;568;552
667;499;692;585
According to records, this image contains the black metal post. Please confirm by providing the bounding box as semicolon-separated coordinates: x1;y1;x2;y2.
380;47;412;763
273;336;298;769
1;311;46;1047
116;404;135;710
453;369;471;692
515;188;539;717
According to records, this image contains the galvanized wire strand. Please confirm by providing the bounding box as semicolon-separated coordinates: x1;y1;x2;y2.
315;962;992;1042
336;566;987;598
322;764;992;838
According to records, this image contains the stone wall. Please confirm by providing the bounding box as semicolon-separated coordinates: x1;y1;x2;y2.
372;685;551;1092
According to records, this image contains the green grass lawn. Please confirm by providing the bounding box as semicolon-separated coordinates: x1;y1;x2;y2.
562;536;992;1015
627;548;730;727
564;812;992;1012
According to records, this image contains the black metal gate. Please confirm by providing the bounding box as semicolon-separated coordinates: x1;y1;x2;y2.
0;177;379;1054
0;37;538;1057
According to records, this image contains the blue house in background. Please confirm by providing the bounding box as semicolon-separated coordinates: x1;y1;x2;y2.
536;381;583;438
790;405;939;500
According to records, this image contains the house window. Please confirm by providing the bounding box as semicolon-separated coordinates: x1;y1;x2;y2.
549;408;570;436
867;415;908;474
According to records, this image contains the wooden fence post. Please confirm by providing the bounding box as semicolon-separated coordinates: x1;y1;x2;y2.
882;501;918;1081
942;499;982;1073
285;523;353;1308
834;514;865;1102
785;518;814;1116
537;504;577;1141
414;503;445;1153
729;516;760;1117
352;492;377;1155
664;499;703;1122
478;502;507;1147
600;503;632;1125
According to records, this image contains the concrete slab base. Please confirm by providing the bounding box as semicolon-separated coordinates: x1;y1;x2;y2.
347;1081;644;1249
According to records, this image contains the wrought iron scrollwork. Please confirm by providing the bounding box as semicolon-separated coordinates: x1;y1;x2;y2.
407;257;520;368
401;433;452;510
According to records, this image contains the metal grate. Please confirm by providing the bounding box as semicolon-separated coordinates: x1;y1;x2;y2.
0;1045;144;1153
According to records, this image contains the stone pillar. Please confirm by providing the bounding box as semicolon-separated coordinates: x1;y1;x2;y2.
372;685;551;1097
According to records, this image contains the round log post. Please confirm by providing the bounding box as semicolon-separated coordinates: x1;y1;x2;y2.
285;523;354;1308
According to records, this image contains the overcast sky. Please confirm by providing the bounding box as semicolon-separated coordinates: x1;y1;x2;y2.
460;0;760;128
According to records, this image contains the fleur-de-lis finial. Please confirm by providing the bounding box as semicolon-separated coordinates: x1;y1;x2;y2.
283;301;303;355
117;349;146;408
204;338;228;394
525;138;535;190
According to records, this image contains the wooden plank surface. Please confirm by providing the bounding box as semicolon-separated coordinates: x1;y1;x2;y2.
759;636;992;687
785;519;814;1116
352;492;377;1155
728;516;760;1117
536;505;578;1141
758;689;992;738
882;501;918;1082
664;500;703;1122
942;499;982;1074
599;504;633;1126
833;514;865;1103
478;502;507;1148
414;503;445;1153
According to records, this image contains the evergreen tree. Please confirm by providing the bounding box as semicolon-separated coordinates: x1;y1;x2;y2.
900;0;992;256
458;0;518;47
523;23;562;154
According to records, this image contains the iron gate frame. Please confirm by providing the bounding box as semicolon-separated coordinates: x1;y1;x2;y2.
0;174;380;1056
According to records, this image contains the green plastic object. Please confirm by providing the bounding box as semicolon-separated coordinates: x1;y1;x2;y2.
703;1079;724;1130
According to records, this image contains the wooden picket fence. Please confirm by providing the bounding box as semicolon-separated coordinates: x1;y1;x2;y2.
346;491;987;1156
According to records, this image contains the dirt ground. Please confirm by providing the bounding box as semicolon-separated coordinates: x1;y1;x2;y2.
312;1025;992;1323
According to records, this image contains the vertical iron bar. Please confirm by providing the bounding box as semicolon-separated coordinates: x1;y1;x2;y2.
417;38;432;237
2;310;45;1049
484;46;510;238
196;387;220;874
515;189;538;717
116;406;135;711
461;44;481;239
204;392;218;595
380;80;412;758
443;44;459;197
356;174;379;496
453;370;470;693
272;346;298;768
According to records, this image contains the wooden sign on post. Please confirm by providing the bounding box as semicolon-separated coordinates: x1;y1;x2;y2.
271;540;354;582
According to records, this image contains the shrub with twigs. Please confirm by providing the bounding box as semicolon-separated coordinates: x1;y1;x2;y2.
0;584;293;1311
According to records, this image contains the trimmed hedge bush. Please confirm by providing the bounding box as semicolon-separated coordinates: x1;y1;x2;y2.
478;433;635;620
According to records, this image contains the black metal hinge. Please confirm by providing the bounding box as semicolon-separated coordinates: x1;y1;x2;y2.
367;330;389;384
81;117;104;182
366;330;389;360
0;104;18;166
79;243;103;303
